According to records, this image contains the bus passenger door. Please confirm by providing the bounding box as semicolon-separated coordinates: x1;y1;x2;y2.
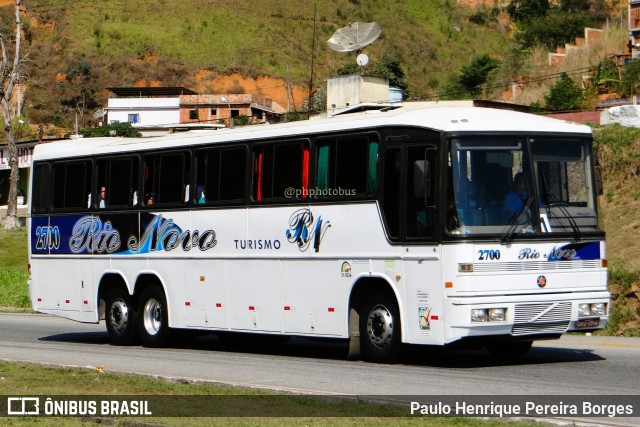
401;144;444;345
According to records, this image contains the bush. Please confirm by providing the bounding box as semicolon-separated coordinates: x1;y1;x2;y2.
78;122;142;138
544;72;583;111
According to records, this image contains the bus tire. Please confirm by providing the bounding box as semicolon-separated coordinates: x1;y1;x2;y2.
105;288;138;346
485;340;533;359
138;286;170;347
359;292;401;363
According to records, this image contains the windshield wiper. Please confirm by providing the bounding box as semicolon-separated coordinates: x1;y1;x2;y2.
544;192;581;242
501;195;533;244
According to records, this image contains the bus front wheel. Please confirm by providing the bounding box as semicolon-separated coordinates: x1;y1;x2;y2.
138;286;170;347
105;288;138;345
359;292;402;363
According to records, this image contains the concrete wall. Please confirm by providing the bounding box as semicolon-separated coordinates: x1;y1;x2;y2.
107;98;180;127
326;75;390;113
601;105;640;127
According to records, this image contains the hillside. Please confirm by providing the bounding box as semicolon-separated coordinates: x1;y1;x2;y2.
594;125;640;336
8;0;513;124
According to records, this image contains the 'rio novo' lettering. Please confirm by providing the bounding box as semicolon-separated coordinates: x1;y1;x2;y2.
127;214;217;253
546;246;577;260
518;247;540;260
70;217;121;254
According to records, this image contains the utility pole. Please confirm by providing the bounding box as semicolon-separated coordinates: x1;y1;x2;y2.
307;2;317;117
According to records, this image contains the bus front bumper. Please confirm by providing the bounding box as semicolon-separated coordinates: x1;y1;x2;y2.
446;291;610;342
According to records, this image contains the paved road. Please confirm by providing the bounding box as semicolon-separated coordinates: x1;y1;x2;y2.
1;313;639;425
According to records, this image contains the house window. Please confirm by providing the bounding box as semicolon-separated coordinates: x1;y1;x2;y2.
211;108;217;117
128;114;139;124
189;109;199;120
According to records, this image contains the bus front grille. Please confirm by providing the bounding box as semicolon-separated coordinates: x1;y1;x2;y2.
511;302;571;335
474;260;600;273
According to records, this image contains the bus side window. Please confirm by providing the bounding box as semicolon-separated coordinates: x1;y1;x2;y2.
96;157;139;209
382;148;401;240
316;135;377;198
195;146;247;205
143;151;189;205
253;141;306;201
52;161;91;210
31;163;51;213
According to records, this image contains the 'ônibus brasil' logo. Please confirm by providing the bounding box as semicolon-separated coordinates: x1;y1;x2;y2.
285;208;330;252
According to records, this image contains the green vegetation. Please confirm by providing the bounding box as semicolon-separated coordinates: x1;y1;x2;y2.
78;122;142;138
507;0;609;49
13;0;515;127
0;228;29;309
593;125;640;336
542;72;583;111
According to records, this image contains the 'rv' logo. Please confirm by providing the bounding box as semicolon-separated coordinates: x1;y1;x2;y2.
285;208;331;252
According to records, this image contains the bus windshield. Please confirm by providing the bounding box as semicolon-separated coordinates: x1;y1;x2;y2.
447;136;599;237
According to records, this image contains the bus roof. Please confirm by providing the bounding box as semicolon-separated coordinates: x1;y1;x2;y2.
32;106;592;161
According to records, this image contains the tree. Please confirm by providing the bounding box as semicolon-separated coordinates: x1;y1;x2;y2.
0;1;26;229
506;0;550;23
620;59;640;98
544;72;583;111
336;54;408;93
59;59;100;128
458;55;500;98
517;9;601;50
371;55;407;92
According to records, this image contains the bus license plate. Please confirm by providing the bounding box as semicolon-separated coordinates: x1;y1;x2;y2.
577;318;599;329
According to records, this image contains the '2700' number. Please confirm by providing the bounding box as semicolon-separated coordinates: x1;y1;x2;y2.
478;249;501;260
35;226;61;250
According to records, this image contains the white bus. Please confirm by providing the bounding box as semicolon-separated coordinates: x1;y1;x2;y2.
28;106;609;363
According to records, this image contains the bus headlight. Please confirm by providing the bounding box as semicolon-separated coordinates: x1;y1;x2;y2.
579;303;607;317
471;309;487;322
578;304;591;317
590;303;606;316
488;308;506;322
471;308;506;323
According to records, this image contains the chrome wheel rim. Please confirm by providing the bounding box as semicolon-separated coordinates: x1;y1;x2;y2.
143;298;162;336
109;298;129;335
366;304;394;349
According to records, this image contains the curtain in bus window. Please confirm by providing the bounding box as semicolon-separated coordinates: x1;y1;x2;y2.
317;144;330;191
254;149;263;201
367;141;378;195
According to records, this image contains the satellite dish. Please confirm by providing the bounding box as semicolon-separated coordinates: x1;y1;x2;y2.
93;109;106;119
327;22;382;53
356;53;369;66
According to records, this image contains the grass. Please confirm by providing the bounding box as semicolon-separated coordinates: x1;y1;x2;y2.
0;227;30;309
0;361;545;426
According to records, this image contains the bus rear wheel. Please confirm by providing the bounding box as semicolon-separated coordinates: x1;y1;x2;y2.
105;288;138;345
359;292;402;363
138;286;170;347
